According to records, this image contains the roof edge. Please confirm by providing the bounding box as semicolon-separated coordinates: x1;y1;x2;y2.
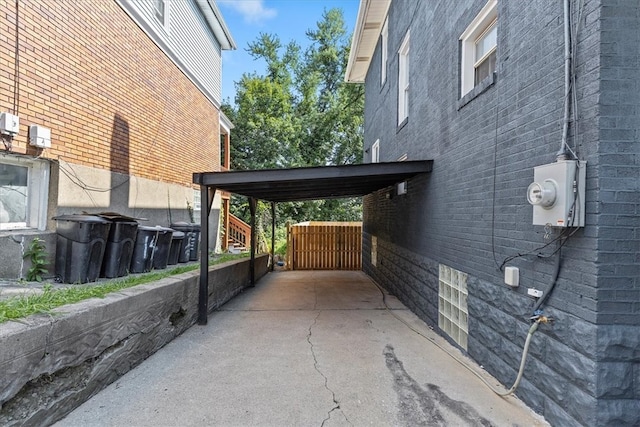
194;0;237;50
345;0;391;83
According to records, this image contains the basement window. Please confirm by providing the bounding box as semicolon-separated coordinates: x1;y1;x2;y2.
371;235;377;267
192;189;201;223
438;264;468;350
0;156;49;231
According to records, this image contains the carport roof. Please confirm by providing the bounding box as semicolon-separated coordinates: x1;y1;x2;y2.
193;160;432;202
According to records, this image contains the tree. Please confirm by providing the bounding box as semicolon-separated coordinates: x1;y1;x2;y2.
222;8;364;228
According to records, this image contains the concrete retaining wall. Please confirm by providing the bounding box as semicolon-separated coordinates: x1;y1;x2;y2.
0;254;269;426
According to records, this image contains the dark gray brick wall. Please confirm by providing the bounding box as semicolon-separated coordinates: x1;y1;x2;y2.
361;0;639;425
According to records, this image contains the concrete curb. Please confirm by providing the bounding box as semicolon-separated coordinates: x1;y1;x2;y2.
0;254;269;426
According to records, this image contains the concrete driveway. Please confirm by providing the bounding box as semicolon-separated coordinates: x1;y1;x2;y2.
55;270;547;426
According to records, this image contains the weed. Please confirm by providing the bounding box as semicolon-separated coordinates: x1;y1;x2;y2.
23;238;49;282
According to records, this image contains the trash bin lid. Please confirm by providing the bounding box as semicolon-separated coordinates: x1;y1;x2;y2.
170;222;201;231
171;231;185;240
138;225;173;233
54;214;111;243
53;214;110;224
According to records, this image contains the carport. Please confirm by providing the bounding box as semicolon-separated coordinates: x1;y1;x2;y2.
192;160;432;325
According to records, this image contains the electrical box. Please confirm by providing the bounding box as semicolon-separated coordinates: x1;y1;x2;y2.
504;266;519;287
527;160;586;227
0;112;20;135
29;125;51;148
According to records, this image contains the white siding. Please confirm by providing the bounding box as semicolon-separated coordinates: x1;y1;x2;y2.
119;0;223;105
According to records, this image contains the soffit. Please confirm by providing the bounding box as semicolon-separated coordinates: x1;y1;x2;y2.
345;0;391;83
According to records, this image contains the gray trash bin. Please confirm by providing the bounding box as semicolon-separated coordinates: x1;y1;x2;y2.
54;215;111;284
170;222;201;261
130;226;173;273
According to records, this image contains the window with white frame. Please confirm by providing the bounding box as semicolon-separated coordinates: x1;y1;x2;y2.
0;156;49;230
371;140;380;163
380;18;388;85
154;0;167;26
460;0;497;97
192;188;201;223
398;30;410;125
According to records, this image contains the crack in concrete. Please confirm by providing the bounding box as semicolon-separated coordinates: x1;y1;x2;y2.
307;311;351;427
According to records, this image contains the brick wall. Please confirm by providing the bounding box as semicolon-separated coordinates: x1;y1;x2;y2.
0;0;220;187
361;0;639;425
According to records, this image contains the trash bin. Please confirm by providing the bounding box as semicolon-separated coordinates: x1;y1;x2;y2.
100;219;138;278
152;226;173;270
130;226;173;273
170;222;201;261
168;231;184;265
54;215;111;284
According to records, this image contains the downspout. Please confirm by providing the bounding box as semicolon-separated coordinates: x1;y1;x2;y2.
557;0;572;160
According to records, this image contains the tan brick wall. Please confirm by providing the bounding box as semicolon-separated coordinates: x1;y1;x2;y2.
0;0;220;187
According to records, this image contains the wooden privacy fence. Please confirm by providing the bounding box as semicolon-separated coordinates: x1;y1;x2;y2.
286;222;362;270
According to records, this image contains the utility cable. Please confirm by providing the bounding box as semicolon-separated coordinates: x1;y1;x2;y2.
371;278;545;397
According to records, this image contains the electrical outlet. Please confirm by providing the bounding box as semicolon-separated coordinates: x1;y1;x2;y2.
527;288;543;298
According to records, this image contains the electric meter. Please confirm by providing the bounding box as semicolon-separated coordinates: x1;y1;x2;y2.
527;160;586;227
526;180;557;208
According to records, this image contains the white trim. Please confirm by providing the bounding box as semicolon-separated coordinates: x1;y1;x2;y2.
0;155;49;231
371;139;380;163
380;18;388;85
398;30;410;125
460;0;498;97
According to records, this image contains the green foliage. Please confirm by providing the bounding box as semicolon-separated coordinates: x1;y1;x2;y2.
23;238;49;282
0;253;250;324
222;8;364;229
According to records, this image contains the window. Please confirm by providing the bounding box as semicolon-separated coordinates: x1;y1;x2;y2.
380;18;388;85
0;157;49;230
438;264;469;350
154;0;167;26
371;236;377;267
371;140;380;163
398;30;410;125
460;0;497;97
192;189;201;224
396;154;407;195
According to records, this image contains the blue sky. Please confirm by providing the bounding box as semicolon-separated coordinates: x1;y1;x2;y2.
217;0;360;105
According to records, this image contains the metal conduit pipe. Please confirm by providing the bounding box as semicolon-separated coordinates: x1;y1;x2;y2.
558;0;572;159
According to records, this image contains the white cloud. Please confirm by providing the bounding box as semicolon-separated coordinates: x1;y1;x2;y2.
218;0;277;24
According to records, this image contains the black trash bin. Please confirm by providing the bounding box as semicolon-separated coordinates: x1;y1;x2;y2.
101;219;138;278
168;231;184;265
54;215;111;284
130;226;173;273
152;226;173;270
170;222;201;262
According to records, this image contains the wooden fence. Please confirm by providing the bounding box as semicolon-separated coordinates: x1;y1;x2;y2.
286;222;362;270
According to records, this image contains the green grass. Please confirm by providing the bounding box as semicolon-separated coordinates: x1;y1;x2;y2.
0;252;251;324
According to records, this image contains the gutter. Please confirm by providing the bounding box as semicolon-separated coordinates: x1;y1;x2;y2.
194;0;237;51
